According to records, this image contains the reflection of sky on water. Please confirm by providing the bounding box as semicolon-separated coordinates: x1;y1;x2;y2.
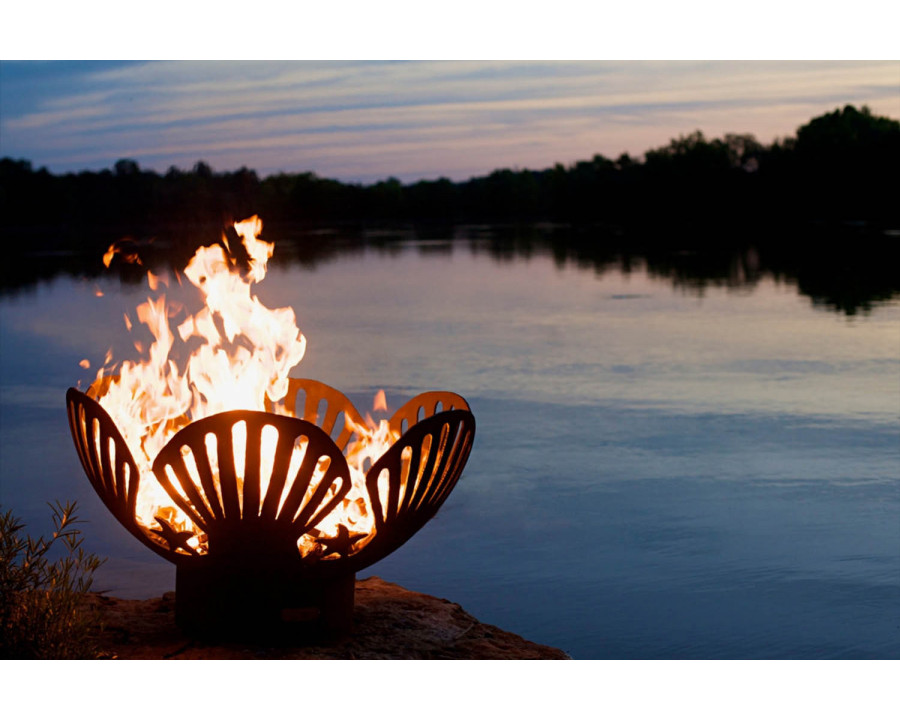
7;241;892;418
1;240;898;658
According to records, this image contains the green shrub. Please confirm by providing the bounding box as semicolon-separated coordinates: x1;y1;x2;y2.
0;501;106;659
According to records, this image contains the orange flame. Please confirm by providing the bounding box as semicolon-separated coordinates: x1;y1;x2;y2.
89;216;394;557
103;241;142;268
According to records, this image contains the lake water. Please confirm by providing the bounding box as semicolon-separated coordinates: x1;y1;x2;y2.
1;230;898;659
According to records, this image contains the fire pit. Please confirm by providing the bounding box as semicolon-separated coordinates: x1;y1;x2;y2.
65;217;475;641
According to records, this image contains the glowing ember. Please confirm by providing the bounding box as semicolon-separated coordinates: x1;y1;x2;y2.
87;216;396;557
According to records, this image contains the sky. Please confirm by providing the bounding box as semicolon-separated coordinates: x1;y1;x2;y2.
1;3;899;185
2;60;898;184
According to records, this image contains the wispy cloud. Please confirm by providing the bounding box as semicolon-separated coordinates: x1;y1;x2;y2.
1;60;898;182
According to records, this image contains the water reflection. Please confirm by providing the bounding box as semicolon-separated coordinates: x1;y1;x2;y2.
2;223;898;316
1;226;898;658
458;224;900;315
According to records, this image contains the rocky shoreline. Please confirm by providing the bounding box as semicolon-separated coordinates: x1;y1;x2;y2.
87;576;569;659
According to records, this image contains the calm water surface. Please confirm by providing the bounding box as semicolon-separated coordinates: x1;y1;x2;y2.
1;236;898;658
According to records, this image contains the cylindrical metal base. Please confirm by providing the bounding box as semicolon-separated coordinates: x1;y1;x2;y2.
175;558;355;643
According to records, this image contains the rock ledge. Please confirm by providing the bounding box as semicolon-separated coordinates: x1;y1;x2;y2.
88;576;569;659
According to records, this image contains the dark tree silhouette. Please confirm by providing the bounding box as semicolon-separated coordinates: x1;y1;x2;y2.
1;104;897;253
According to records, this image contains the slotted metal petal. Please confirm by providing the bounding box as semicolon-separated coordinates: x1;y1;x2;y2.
151;410;353;555
388;391;471;436
341;408;475;572
66;387;184;562
266;378;366;451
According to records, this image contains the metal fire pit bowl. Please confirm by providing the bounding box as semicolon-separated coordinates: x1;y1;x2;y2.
66;378;475;642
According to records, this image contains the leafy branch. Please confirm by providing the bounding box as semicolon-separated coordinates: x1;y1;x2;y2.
0;501;106;659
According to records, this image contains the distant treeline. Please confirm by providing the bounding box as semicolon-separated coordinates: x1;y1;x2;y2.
2;104;898;245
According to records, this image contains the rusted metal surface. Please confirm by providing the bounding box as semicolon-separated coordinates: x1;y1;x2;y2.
66;379;475;640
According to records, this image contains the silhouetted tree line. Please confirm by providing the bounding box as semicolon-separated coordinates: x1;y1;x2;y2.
2;105;897;242
1;104;898;313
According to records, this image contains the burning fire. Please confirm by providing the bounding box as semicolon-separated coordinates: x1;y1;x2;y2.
89;216;398;556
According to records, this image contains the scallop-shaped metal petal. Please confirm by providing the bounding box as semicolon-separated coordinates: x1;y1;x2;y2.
341;408;475;572
151;410;352;554
388;391;471;436
266;378;367;451
66;387;184;562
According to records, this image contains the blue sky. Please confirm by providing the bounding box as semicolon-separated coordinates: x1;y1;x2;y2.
0;0;900;182
2;60;897;184
3;0;899;186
